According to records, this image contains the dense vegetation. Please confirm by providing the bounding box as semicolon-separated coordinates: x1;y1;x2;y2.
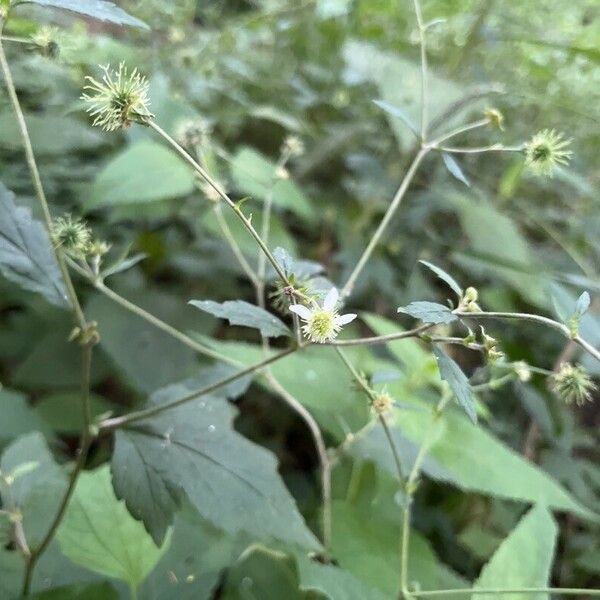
0;0;599;598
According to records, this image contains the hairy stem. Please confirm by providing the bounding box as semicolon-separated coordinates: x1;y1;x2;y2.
412;0;428;141
411;588;600;598
265;372;332;553
341;148;428;298
99;346;298;431
148;121;290;286
213;203;259;287
21;344;94;597
0;33;86;329
455;310;600;364
327;323;435;347
400;392;451;600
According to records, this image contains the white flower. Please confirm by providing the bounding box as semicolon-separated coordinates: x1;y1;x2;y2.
289;287;357;343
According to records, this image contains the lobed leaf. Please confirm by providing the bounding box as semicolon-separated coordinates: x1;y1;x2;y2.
57;465;168;589
111;378;319;549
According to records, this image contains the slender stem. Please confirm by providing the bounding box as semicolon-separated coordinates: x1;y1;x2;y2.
265;372;332;553
436;144;525;154
471;373;515;393
99;346;298;431
400;393;451;600
341;148;428;298
0;33;86;330
66;257;241;368
400;502;413;600
94;282;240;366
427;118;489;148
148;121;290;287
412;588;600;598
21;344;95;596
412;0;428;141
213;203;259;287
455;311;600;364
326;324;435;347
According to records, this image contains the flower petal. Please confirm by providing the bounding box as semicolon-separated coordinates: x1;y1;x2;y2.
323;287;339;311
336;313;357;326
289;304;312;320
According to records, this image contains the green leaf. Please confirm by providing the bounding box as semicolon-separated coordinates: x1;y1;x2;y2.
111;380;320;550
86;292;197;394
296;554;389;600
86;142;196;210
189;299;290;338
20;0;148;29
398;301;458;324
432;345;477;423
57;465;168;590
0;388;50;443
32;582;119;599
140;504;250;600
0;182;68;308
473;505;558;600
0;113;105;155
363;315;595;518
454;198;545;306
230;147;314;220
221;545;327;600
331;501;466;597
34;392;115;434
419;259;463;297
372;100;419;138
0;433;68;546
442;152;470;187
575;290;591;317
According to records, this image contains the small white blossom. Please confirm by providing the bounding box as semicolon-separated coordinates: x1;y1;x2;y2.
289;287;356;343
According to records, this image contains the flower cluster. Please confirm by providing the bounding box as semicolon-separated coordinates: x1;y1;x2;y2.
82;63;153;132
289;287;356;343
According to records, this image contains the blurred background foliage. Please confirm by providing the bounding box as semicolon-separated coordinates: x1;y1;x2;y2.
0;0;599;597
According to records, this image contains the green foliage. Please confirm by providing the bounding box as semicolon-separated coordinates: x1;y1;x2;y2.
0;184;67;308
20;0;148;29
111;378;320;549
190;299;290;338
0;0;599;597
473;505;558;599
432;345;477;422
397;301;458;324
57;465;167;589
86;141;196;209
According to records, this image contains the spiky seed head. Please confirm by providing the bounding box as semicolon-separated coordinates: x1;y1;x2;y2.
282;135;304;158
551;363;596;406
525;129;572;177
51;215;91;257
31;26;60;59
82;63;153;132
372;392;394;415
